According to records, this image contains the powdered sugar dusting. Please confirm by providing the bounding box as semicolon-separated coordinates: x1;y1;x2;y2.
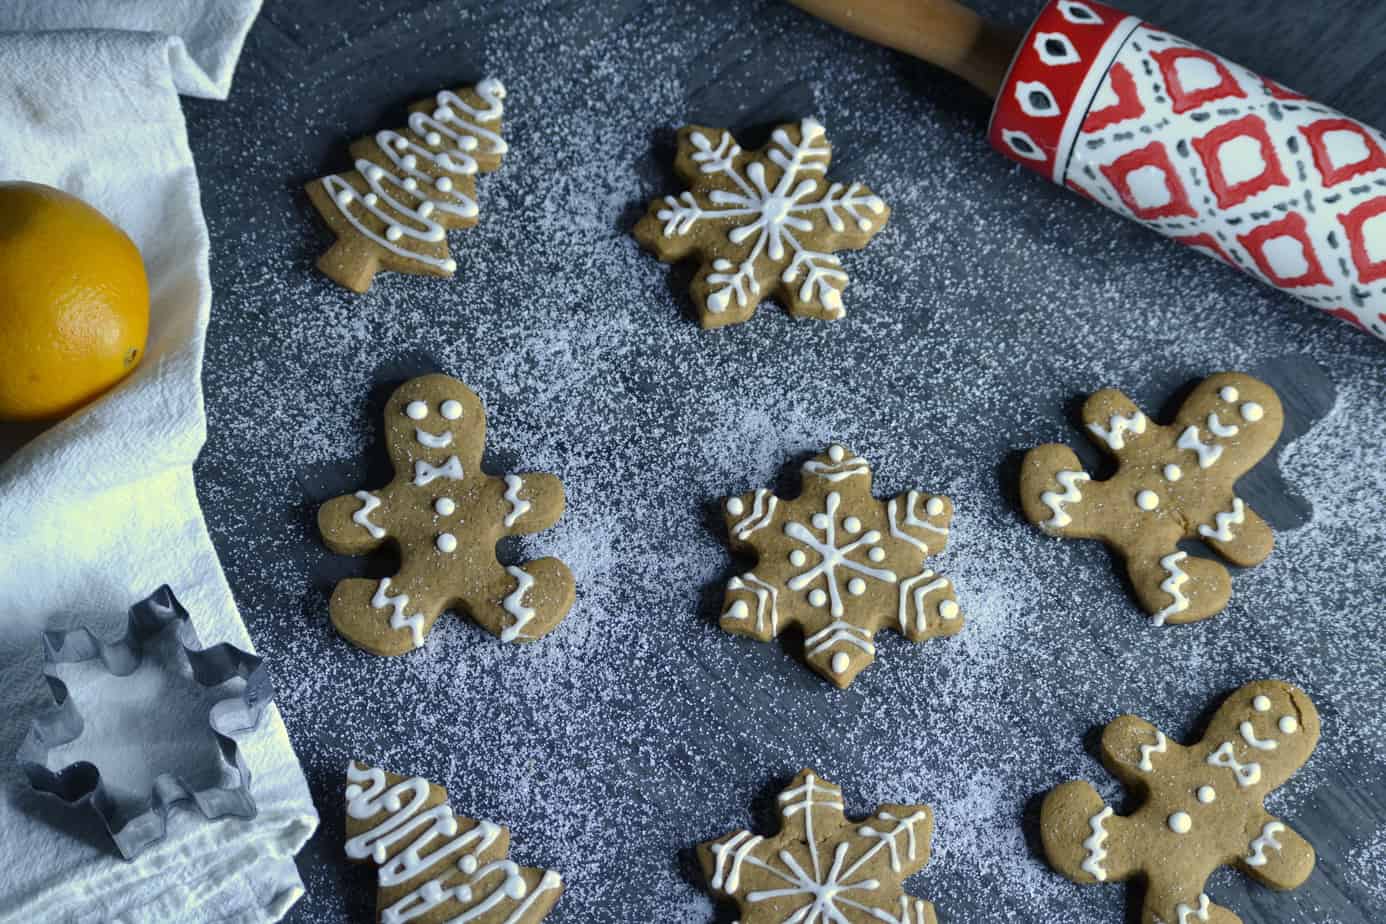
189;1;1386;921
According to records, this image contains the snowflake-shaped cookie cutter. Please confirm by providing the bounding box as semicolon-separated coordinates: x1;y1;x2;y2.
15;585;273;860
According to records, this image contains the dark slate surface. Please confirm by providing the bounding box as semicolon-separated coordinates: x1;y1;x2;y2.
184;1;1386;921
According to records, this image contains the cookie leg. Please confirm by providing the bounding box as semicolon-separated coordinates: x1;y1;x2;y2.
1234;813;1315;890
329;576;438;656
1040;781;1136;885
1141;879;1243;924
1019;445;1102;539
1127;548;1231;625
1197;498;1274;567
472;557;575;643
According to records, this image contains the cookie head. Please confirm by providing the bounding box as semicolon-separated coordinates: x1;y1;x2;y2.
1178;373;1284;467
385;374;485;469
1203;681;1319;792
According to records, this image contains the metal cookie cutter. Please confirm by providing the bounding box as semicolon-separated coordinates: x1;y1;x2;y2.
15;585;274;860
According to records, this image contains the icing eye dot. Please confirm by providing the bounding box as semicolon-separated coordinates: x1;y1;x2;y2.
828;444;846;462
434;497;456;516
1136;490;1160;511
726;497;744;517
843;516;862;534
1164;464;1182;482
436;533;458;553
831;652;850;674
789;549;807;567
848;578;866;596
1253;695;1272;712
939;599;960;620
808;589;828;607
869;547;886;562
1220;386;1240;402
926;497;945;516
1241;401;1264;422
1279;715;1299;734
1168;812;1193;834
1197;786;1216;804
440;400;463;420
405;400;429;420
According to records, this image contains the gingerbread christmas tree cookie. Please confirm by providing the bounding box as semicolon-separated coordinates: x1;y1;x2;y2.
319;374;574;655
306;78;507;292
719;445;961;688
700;769;939;924
345;761;563;923
1020;373;1283;624
1041;680;1320;924
634;118;890;328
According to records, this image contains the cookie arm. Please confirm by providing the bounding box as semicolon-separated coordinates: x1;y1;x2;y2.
1019;444;1105;539
498;472;565;536
1195;498;1274;568
1040;781;1139;884
319;490;392;556
1234;810;1315;890
1080;389;1150;461
1126;544;1231;626
1099;715;1180;789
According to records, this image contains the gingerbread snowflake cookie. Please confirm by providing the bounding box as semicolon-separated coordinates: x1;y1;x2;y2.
306;78;507;292
319;374;574;655
701;769;939;924
634;118;890;328
719;445;961;687
1042;680;1319;923
1021;373;1283;624
345;762;563;923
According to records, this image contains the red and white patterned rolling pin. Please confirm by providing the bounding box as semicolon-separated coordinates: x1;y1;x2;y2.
793;0;1386;340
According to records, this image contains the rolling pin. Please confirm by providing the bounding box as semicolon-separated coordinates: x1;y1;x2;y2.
791;0;1386;341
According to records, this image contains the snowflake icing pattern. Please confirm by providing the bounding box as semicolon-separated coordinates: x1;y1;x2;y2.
700;770;939;924
635;118;890;328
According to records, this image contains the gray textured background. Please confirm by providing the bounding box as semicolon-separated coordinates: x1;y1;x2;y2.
184;1;1386;921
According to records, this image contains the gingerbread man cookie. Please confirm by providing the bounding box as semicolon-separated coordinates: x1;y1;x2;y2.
719;445;961;688
306;78;507;292
1042;680;1320;924
634;118;890;328
319;374;574;655
701;769;939;924
345;761;563;923
1021;373;1283;624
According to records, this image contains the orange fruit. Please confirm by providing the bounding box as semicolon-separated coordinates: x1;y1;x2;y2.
0;181;149;421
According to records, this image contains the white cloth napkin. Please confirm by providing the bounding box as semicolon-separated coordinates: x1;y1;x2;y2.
0;3;319;922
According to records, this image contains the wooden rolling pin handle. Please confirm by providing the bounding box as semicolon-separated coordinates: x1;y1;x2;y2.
788;0;1022;97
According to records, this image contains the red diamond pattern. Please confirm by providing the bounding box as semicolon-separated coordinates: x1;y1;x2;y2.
1100;142;1196;220
1083;63;1144;132
1153;47;1247;114
1237;213;1331;288
1338;196;1386;285
1301;118;1386;188
1191;114;1289;209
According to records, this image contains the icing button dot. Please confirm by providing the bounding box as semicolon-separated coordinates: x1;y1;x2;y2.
440;400;463;420
1197;786;1217;804
1136;490;1159;511
726;497;745;517
868;547;886;562
789;549;807;567
830;652;850;674
1220;386;1240;402
843;516;862;534
847;578;866;596
1164;464;1182;482
1279;715;1299;734
434;497;456;516
1241;401;1265;422
436;533;458;553
939;599;960;620
925;497;945;516
808;589;828;608
1168;812;1192;834
405;400;428;420
1253;695;1272;712
828;444;846;462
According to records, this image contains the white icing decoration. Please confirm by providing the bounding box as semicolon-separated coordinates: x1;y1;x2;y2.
830;651;850;674
1177;425;1224;468
656;120;884;317
785;491;897;617
1197;786;1216;804
436;533;457;554
1168;811;1193;834
1239;720;1279;751
1207;411;1240;438
897;569;949;633
847;577;866;595
731;489;777;540
1208;741;1262;787
1198;497;1245;543
1136;489;1159;511
343;763;561;922
1241;401;1265;422
887;490;949;554
1246;821;1285;868
371;578;425;648
789;550;807;566
1152;552;1190;626
724;573;778;635
502;474;530;527
415;428;454;448
353;491;386;539
434;497;456;516
808;588;828;608
320;79;505;272
1087;410;1146;450
441;399;463;420
1279;715;1299;734
1164;464;1183;482
806;619;875;662
856;809;927;874
1253;695;1272;712
726;497;744;517
925;497;944;516
1081;806;1113;882
500;565;536;642
802;449;871;481
1220;386;1240;402
868;547;886;562
1176;894;1211;923
708;830;763;893
413;457;464;486
405;400;429;420
1040;470;1090;530
939;599;960;621
1138;731;1168;771
843;516;861;534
